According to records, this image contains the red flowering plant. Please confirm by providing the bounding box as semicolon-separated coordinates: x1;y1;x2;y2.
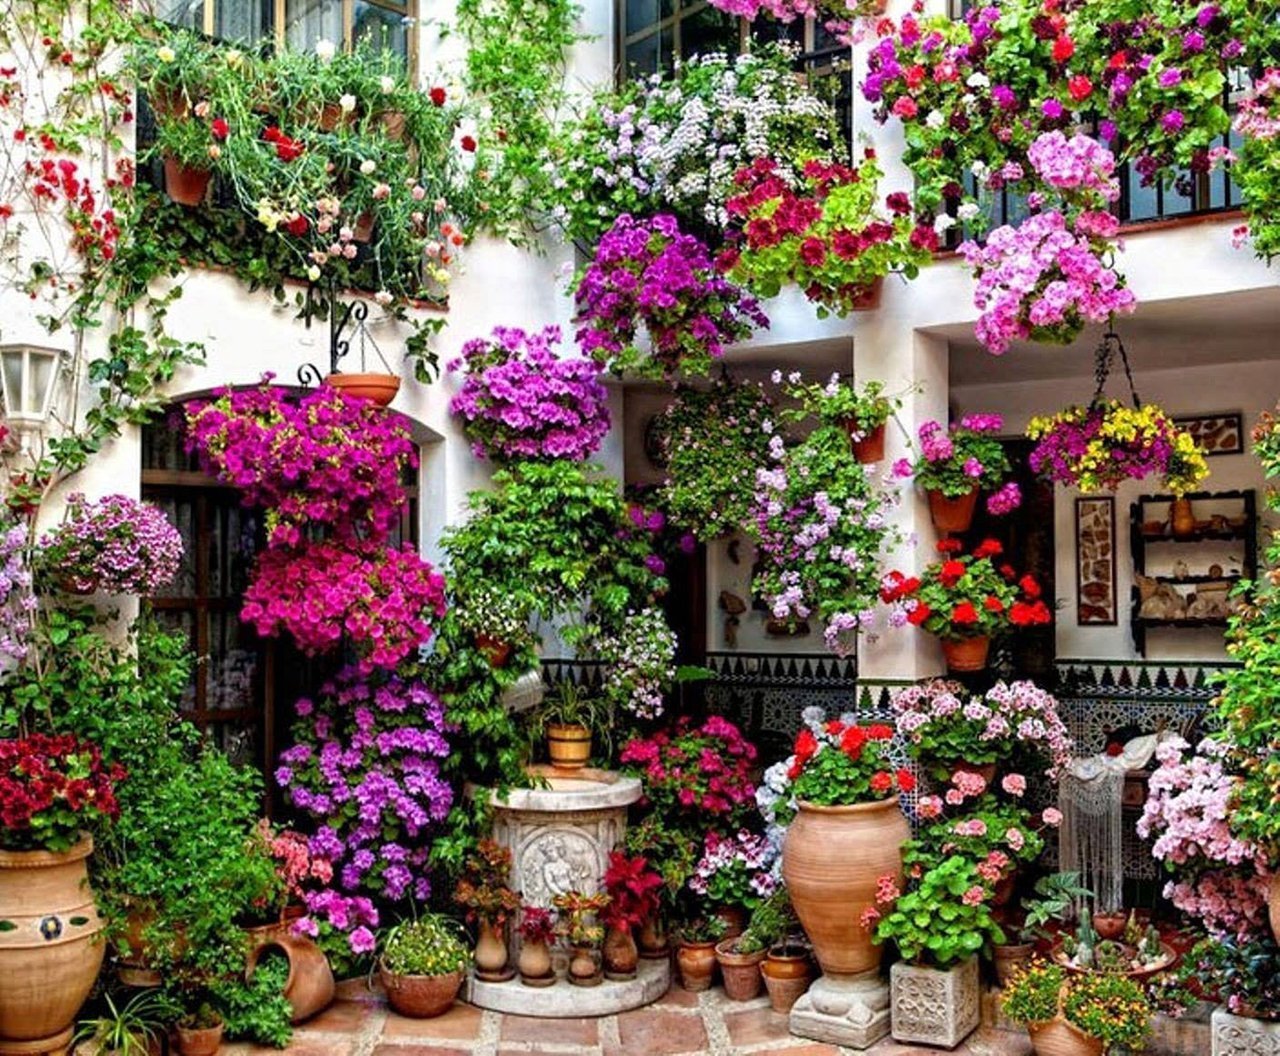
721;152;935;318
880;539;1052;643
619;715;758;828
601;851;665;930
0;734;124;852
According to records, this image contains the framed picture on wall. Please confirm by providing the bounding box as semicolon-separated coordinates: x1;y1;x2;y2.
1173;412;1244;456
1075;496;1117;626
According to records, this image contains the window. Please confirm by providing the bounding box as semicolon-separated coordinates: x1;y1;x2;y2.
620;0;743;77
156;0;413;62
141;406;419;789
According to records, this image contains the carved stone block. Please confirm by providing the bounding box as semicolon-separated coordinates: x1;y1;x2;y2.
890;957;980;1049
1212;1009;1280;1056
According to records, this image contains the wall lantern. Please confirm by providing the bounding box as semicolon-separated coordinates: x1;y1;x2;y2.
0;344;64;425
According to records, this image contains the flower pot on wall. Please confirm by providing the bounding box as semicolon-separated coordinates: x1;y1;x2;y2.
323;372;401;407
0;837;106;1055
715;938;765;1001
163;157;211;207
1028;1015;1104;1056
941;635;990;673
847;421;887;464
546;724;591;770
928;488;978;536
890;957;981;1049
782;797;909;980
761;945;812;1013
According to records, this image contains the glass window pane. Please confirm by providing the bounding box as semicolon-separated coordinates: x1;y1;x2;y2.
285;0;343;53
626;0;673;35
214;0;270;43
680;5;738;60
354;1;408;58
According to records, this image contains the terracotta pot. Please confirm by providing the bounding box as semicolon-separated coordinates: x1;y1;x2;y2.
1171;498;1195;539
244;929;335;1024
782;797;909;978
1270;874;1280;945
0;836;105;1053
928;487;978;536
638;913;668;959
517;938;553;985
568;946;601;986
1092;912;1126;942
847;420;887;464
473;919;510;980
849;275;885;311
676;940;718;991
713;905;748;940
715;938;765;1001
378;962;463;1018
1027;1016;1104;1056
475;634;512;669
992;941;1034;987
761;945;812;1013
547;724;591;770
941;635;991;673
174;1020;223;1056
352;211;375;243
603;925;638;980
163;157;211;207
323;372;400;407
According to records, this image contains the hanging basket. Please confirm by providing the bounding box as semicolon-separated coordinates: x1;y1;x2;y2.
323;372;400;406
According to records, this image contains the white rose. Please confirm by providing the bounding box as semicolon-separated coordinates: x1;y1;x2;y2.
314;39;335;61
359;159;377;175
339;93;356;113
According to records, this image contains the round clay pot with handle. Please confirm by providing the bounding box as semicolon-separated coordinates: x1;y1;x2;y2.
715;938;765;1001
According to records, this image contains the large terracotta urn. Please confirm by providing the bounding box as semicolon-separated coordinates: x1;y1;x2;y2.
0;836;105;1054
782;797;909;978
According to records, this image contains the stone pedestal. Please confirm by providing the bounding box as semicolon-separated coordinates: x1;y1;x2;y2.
890;957;980;1049
789;970;891;1049
1212;1009;1280;1056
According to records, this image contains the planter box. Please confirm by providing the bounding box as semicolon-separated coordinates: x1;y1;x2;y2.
890;957;980;1049
1213;1009;1280;1056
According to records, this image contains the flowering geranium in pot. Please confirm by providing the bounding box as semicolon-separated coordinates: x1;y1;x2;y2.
1002;960;1151;1056
899;414;1017;533
600;852;663;981
723;153;934;318
453;840;521;983
574;213;769;380
881;539;1052;673
378;915;470;1018
874;856;1002;1047
0;734;123;1054
1027;399;1208;496
37;493;182;595
447;325;610;463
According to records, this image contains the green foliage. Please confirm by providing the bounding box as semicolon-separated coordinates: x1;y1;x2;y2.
382;914;471;976
874;857;1005;968
213;951;294;1048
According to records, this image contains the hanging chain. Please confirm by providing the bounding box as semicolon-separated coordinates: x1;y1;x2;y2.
1090;326;1142;409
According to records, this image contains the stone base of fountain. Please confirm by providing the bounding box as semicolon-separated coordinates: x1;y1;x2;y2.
467;957;670;1017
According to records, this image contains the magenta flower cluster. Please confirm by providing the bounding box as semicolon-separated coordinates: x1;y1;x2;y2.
184;379;417;549
242;541;447;675
448;325;610;462
574;213;769;379
277;667;454;953
39;493;183;595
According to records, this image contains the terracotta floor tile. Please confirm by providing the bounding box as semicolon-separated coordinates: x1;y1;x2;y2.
380;1002;483;1042
608;1008;709;1056
723;1006;793;1047
295;1000;374;1033
499;1014;599;1046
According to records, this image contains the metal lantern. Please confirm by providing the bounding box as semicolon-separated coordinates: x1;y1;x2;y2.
0;344;63;424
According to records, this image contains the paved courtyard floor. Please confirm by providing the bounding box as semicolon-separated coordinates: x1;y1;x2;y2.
226;979;1033;1056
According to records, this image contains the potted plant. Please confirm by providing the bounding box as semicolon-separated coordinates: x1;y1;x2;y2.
775;714;913;1008
515;906;556;987
532;682;605;771
992;873;1092;986
723;151;934;318
452;839;521;982
874;856;1002;1047
881;540;1052;673
552;891;610;987
37;494;183;596
1027;400;1208;497
779;374;914;465
600;852;663;981
674;916;727;992
0;734;122;1056
378;915;470;1018
72;990;177;1056
173;1002;224;1056
902;415;1016;535
1002;959;1151;1056
746;891;812;1013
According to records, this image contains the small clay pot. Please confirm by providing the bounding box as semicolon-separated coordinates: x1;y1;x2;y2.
761;945;812;1013
676;940;717;992
174;1020;223;1056
715;938;765;1001
378;963;464;1018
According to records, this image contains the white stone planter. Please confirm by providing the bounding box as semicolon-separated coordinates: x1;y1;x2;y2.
889;957;980;1049
1212;1009;1280;1056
